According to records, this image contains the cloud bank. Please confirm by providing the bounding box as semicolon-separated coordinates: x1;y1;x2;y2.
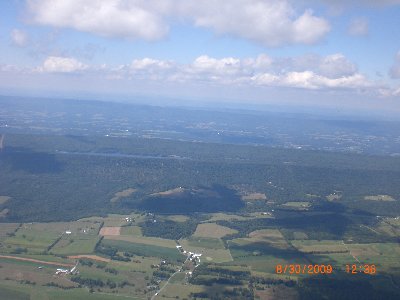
40;56;87;73
29;52;382;93
26;0;330;46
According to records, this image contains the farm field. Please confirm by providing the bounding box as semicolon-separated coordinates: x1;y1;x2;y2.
119;225;142;236
179;238;233;263
160;282;205;299
0;130;400;298
291;239;348;253
364;195;396;201
193;223;238;238
104;235;177;248
50;236;100;255
0;222;19;238
101;239;183;261
281;201;311;210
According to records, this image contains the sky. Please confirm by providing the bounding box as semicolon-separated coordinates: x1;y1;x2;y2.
1;0;400;116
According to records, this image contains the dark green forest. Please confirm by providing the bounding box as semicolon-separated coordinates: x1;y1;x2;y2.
0;133;399;222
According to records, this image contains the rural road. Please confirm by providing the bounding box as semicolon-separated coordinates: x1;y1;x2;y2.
0;255;74;267
341;241;360;263
151;270;181;300
151;244;191;300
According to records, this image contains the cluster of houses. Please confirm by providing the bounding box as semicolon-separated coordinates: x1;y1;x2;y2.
55;263;79;275
176;245;202;266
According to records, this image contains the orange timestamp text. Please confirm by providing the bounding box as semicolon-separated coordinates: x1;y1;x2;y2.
275;264;333;275
345;264;376;275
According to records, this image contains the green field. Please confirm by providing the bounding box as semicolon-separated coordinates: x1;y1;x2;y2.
101;239;183;261
281;201;311;210
51;236;99;255
291;239;348;253
0;223;20;238
104;235;177;248
186;237;225;249
120;225;142;236
180;238;233;263
4;227;60;253
0;285;30;300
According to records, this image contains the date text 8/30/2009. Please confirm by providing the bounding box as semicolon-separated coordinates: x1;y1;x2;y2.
275;264;376;275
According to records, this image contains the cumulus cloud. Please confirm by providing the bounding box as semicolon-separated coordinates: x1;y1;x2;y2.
190;56;241;75
131;58;172;70
182;1;330;46
109;53;372;91
389;51;400;79
41;56;87;73
318;54;358;78
11;29;28;47
310;0;400;9
26;0;168;41
26;0;330;46
193;54;368;90
348;17;368;36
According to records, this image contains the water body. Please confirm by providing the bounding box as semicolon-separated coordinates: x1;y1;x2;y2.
56;150;191;160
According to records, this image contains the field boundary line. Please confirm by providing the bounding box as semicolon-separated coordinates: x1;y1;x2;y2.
0;255;74;267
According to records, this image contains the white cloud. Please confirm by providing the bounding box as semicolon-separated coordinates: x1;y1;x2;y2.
109;53;372;91
318;54;358;78
131;58;172;70
26;0;330;46
181;1;330;46
41;56;87;73
27;0;168;41
264;53;357;78
282;71;368;89
190;55;241;75
3;52;374;93
348;17;368;36
389;51;400;79
309;0;400;8
11;29;28;47
193;54;370;90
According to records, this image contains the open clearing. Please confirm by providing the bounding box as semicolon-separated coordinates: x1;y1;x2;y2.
110;188;136;203
291;240;348;253
0;209;9;218
165;215;189;222
205;213;249;222
186;237;225;249
120;225;142;236
99;226;121;236
102;239;182;261
281;201;311;210
326;193;342;201
68;255;110;262
5;227;61;253
179;239;232;263
161;283;205;299
0;255;74;267
0;223;20;237
249;229;284;240
346;243;400;271
0;196;10;205
51;236;100;255
242;193;267;201
193;223;237;238
151;187;185;196
364;195;395;201
238;229;290;250
104;235;177;248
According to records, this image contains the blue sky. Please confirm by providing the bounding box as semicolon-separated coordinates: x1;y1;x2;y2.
1;0;400;115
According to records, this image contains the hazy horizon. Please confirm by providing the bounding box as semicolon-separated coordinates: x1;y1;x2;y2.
1;1;400;118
